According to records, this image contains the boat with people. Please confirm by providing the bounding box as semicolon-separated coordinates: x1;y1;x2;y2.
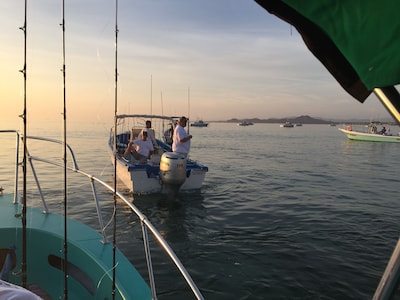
280;121;294;128
338;123;400;143
109;114;209;194
190;120;208;127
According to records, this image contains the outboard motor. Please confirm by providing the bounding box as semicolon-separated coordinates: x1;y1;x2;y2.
160;152;187;192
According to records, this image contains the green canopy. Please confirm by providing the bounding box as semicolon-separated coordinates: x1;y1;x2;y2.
255;0;400;103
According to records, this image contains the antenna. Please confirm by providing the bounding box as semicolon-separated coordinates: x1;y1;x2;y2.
161;91;164;133
187;87;190;134
188;87;190;120
161;91;164;116
150;74;153;114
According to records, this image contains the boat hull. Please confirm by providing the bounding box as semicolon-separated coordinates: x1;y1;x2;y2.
237;122;253;126
114;155;208;194
190;122;208;127
338;128;400;143
0;194;151;299
280;122;294;127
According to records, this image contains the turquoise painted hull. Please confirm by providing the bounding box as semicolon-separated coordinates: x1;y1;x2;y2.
0;194;151;299
339;128;400;143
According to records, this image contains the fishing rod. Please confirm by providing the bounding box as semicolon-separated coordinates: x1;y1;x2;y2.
112;0;119;298
60;0;69;298
19;0;28;288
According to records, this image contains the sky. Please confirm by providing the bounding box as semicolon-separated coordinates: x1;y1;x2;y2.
0;0;392;126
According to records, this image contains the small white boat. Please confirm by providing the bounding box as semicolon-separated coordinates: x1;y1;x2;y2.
237;121;254;126
338;124;400;143
109;114;209;194
191;120;208;127
280;121;294;128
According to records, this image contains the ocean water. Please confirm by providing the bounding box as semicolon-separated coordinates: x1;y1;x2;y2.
1;121;400;300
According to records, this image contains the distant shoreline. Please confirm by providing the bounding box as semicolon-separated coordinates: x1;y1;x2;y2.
205;115;396;125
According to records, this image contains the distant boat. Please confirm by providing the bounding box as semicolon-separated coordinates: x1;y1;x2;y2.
191;120;208;127
237;121;254;126
330;124;337;126
280;121;294;128
295;123;302;127
338;124;400;143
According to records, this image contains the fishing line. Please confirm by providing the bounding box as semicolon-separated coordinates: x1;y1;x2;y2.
95;261;120;293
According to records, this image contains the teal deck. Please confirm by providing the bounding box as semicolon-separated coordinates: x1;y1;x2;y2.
0;193;151;299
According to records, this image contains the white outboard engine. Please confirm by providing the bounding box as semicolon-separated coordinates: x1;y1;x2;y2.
160;152;187;190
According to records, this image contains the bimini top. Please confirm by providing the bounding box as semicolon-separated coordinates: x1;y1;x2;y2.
255;0;400;102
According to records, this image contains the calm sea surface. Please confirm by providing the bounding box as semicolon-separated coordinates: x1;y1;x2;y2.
1;121;400;299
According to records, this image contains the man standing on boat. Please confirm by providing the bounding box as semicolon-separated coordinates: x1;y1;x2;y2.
172;116;192;157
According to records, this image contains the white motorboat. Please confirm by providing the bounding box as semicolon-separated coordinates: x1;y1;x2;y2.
338;124;400;143
237;121;254;126
280;121;294;128
191;120;209;127
109;114;209;194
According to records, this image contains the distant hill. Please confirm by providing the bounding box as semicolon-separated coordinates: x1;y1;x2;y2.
225;115;332;124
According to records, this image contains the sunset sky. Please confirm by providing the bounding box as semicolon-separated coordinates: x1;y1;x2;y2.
0;0;391;126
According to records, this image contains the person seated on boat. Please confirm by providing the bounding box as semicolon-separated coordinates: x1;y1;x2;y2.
139;120;157;148
123;130;154;163
172;116;192;158
378;126;386;135
369;124;377;134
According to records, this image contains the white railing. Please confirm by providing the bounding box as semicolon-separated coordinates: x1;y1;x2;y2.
0;129;204;300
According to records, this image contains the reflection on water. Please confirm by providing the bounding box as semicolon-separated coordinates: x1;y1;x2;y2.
132;191;206;243
2;122;400;299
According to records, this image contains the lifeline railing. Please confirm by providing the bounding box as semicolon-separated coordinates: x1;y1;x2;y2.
1;129;204;300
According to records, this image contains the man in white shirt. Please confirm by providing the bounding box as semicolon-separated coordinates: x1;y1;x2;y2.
139;120;157;148
172;116;192;157
124;130;154;163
